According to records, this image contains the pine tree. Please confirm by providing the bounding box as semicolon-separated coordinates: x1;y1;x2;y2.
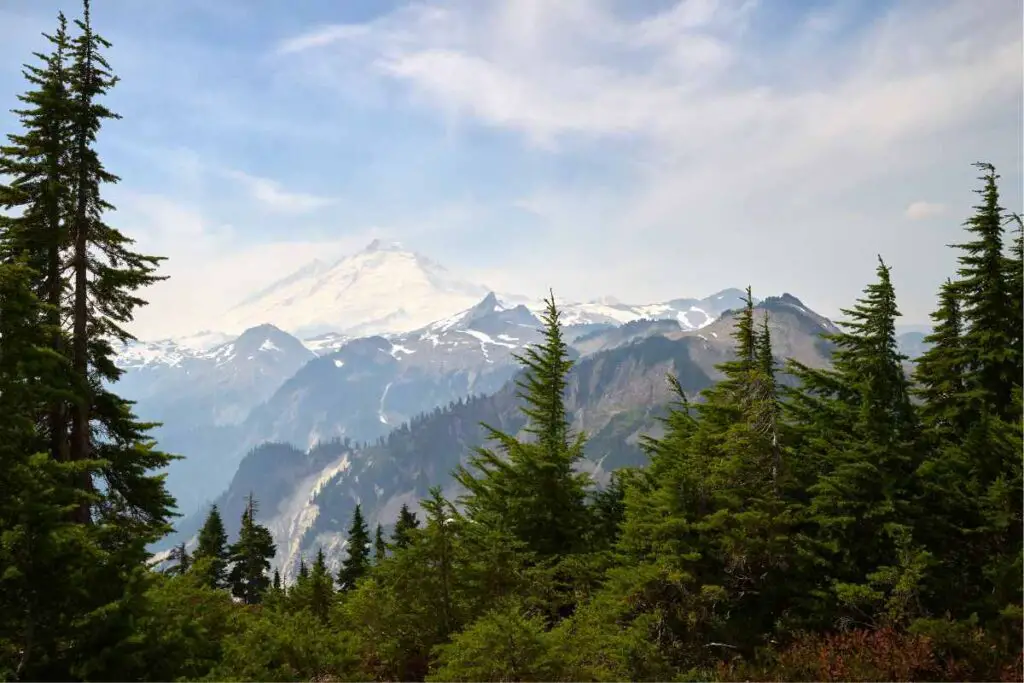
65;0;172;529
788;257;923;625
272;569;281;592
0;262;95;680
392;503;420;550
166;542;191;576
374;524;387;563
191;504;229;589
337;504;371;592
951;162;1018;419
455;291;592;558
914;279;968;439
227;493;276;605
0;12;74;469
309;547;335;623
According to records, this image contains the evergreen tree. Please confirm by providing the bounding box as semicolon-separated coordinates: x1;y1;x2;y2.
63;0;173;530
272;569;281;592
227;493;276;605
455;291;592;558
914;279;968;439
392;503;420;550
309;547;334;623
166;542;191;576
337;504;371;592
191;504;229;590
788;257;923;625
374;524;387;563
0;12;74;469
0;262;95;680
951;162;1018;419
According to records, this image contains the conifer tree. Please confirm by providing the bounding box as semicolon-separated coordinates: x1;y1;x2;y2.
788;257;923;624
272;569;281;592
951;162;1018;418
64;0;173;530
0;262;94;680
337;504;371;592
166;542;191;576
374;524;387;563
192;504;229;589
914;279;967;439
455;291;592;558
227;493;276;605
392;503;420;550
0;12;74;469
309;547;334;623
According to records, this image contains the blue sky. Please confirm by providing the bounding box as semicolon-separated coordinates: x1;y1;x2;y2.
0;0;1020;339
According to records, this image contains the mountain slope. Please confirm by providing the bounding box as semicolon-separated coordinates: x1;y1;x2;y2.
116;324;316;514
222;240;490;338
164;294;837;580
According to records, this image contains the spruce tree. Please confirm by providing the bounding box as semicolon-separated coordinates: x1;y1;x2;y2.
951;162;1018;418
166;542;191;576
309;547;334;623
65;0;173;529
455;291;592;558
0;12;74;469
227;493;276;605
914;279;967;439
191;504;229;589
0;262;94;680
374;524;387;563
788;257;923;624
337;504;371;592
392;503;420;550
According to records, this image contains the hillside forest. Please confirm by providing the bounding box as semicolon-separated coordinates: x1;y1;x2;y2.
0;4;1021;682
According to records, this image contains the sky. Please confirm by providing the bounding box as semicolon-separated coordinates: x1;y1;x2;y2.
0;0;1020;340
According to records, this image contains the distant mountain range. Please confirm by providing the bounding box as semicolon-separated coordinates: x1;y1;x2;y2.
117;241;758;515
153;293;843;581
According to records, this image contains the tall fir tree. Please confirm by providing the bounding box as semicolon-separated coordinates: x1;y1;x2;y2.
374;524;387;563
227;493;276;605
0;262;95;680
64;0;173;531
951;162;1018;419
191;504;229;590
309;547;334;623
392;503;420;550
337;504;371;592
914;279;968;439
788;257;923;626
0;12;74;470
455;291;592;558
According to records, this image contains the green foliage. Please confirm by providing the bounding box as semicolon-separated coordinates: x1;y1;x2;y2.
428;600;559;682
455;291;593;559
337;504;371;592
0;14;1019;676
392;503;420;550
227;493;276;605
192;504;229;589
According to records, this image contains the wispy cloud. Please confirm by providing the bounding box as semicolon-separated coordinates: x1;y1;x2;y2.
225;170;336;214
273;0;1021;319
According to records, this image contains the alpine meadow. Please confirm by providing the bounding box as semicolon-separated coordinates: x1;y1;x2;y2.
0;1;1021;682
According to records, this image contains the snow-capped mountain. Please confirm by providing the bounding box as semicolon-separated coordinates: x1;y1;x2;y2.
239;292;545;453
221;239;490;338
115;324;317;514
160;293;841;581
552;288;752;329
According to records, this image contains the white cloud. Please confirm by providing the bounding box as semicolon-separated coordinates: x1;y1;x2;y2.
225;170;336;214
274;0;1021;322
113;191;378;339
905;201;947;221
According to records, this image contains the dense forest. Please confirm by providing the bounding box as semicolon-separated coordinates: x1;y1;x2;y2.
0;4;1021;682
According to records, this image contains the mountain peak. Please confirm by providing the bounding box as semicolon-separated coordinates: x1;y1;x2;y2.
363;238;405;253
